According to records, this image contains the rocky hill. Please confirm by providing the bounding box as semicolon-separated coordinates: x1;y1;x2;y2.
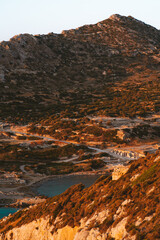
0;14;160;122
0;14;160;239
62;14;160;52
0;151;159;239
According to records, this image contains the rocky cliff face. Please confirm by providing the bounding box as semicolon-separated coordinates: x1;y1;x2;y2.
0;216;129;240
0;152;159;239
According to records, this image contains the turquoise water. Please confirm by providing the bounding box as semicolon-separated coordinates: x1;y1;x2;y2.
37;174;100;197
0;208;18;219
0;175;100;219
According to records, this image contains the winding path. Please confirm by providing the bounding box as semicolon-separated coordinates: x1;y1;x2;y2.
19;165;28;174
6;125;142;163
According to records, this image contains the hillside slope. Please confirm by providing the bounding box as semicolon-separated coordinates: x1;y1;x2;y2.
0;15;160;239
0;14;160;122
0;152;159;239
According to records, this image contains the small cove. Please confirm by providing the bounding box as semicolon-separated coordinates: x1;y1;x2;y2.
36;174;101;197
0;174;101;219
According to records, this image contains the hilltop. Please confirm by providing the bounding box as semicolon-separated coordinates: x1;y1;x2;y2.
0;14;160;122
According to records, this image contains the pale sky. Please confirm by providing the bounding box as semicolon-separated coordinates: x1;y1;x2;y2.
0;0;159;42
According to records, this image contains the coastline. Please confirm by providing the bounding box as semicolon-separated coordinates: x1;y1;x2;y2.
30;169;109;193
0;169;110;208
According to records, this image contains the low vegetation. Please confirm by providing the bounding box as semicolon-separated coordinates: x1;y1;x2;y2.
1;152;159;239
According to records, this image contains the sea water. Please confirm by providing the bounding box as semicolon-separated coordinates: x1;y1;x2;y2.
0;207;18;219
37;174;100;197
0;175;100;219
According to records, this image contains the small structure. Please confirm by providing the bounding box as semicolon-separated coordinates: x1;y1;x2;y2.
112;165;129;180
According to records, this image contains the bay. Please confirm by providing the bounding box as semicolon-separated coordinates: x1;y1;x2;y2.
0;174;101;219
37;174;100;197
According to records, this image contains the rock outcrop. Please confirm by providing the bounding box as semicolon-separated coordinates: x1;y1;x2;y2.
112;165;129;180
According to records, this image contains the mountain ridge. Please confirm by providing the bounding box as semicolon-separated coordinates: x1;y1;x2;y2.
0;14;160;122
62;13;160;51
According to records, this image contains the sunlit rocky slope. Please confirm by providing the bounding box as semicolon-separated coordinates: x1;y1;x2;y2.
0;151;159;239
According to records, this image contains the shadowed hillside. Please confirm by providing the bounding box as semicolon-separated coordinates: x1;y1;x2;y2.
0;14;160;122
